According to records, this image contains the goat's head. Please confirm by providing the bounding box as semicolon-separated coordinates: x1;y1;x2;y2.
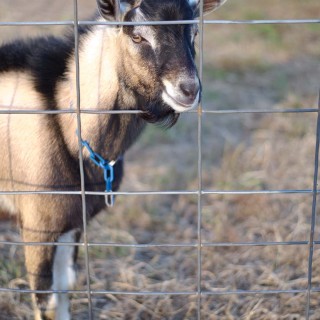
97;0;227;126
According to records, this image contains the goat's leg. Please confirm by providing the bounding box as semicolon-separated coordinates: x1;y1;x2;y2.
22;227;80;320
22;226;57;320
49;229;81;320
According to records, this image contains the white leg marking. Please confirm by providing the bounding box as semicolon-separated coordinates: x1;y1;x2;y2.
47;230;77;320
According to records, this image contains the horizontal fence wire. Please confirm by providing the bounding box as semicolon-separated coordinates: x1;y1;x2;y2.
1;287;319;296
0;188;317;196
1;240;320;247
0;19;319;27
0;2;319;319
0;107;318;114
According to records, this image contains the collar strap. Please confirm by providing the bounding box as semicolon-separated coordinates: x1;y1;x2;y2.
80;138;119;207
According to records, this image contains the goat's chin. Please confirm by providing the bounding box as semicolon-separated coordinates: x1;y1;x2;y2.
140;101;180;129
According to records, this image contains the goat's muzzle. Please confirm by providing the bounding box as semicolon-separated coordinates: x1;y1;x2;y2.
162;78;201;113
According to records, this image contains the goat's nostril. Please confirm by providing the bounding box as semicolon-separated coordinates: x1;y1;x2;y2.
179;81;199;101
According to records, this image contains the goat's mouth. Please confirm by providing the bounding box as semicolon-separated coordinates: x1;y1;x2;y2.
140;99;180;128
162;90;200;113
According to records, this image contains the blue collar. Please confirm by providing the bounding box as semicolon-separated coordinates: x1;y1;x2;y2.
80;138;120;207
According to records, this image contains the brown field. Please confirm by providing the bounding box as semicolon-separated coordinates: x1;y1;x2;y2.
0;0;320;319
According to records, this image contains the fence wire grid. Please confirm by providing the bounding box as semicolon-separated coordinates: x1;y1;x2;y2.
0;0;320;319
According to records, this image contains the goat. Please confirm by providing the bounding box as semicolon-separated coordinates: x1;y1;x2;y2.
0;0;227;319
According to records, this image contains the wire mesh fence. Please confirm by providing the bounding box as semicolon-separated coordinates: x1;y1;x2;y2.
0;0;320;319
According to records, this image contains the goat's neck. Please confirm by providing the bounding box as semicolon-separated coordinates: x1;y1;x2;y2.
57;26;145;160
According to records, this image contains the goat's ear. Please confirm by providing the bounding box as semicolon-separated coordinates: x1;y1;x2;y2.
190;0;227;17
97;0;142;21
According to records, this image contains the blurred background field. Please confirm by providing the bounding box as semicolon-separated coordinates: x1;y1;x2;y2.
0;0;320;319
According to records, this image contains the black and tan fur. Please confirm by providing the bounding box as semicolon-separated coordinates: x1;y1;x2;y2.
0;0;227;319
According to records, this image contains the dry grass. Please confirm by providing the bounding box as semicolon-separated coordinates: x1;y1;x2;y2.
1;0;320;319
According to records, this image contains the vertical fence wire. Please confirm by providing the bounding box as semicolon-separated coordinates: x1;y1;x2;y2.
73;0;93;318
197;1;205;319
306;91;320;319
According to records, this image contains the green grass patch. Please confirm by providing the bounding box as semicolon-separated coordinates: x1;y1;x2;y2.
250;24;283;46
139;125;175;147
139;115;196;147
242;12;284;47
0;257;24;286
306;22;320;32
271;73;289;101
203;67;229;81
203;90;221;108
88;246;132;260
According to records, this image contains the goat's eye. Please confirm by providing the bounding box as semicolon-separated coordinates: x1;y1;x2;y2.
193;29;199;40
131;34;143;43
